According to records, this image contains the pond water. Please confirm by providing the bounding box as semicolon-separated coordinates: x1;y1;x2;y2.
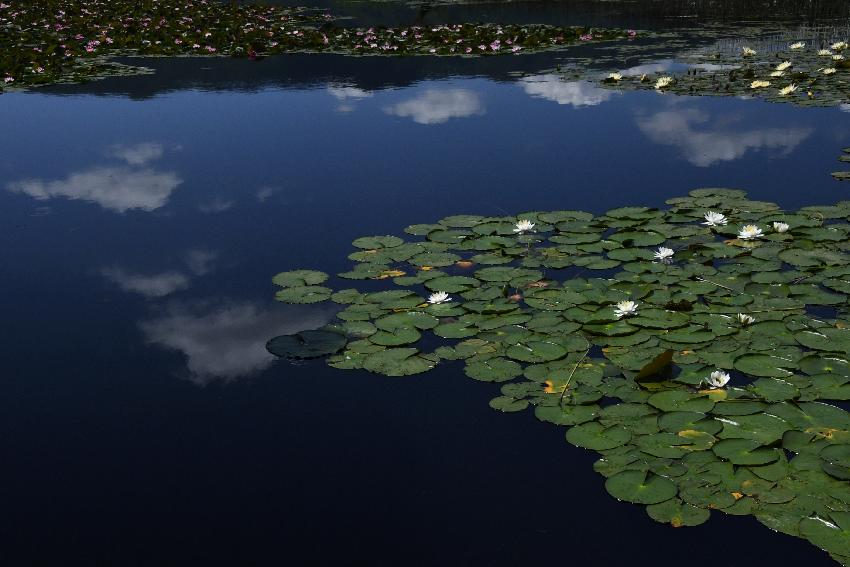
2;2;850;564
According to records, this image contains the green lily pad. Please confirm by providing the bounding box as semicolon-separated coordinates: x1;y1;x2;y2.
712;438;780;465
506;341;568;363
605;470;677;505
362;348;439;376
272;269;329;287
464;358;523;382
274;285;333;304
734;353;796;378
566;422;631;450
800;512;850;557
352;235;404;249
646;498;711;527
267;329;346;359
489;396;529;413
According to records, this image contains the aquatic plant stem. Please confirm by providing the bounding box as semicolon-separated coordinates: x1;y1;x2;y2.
560;347;591;408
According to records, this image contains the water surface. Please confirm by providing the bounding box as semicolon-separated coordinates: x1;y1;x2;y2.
2;5;849;564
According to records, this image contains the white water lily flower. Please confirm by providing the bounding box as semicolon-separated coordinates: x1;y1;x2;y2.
776;61;793;71
750;80;771;89
742;47;756;56
614;300;638;319
655;76;673;89
654;247;674;261
513;219;536;233
823;67;837;75
790;42;805;49
833;54;845;60
773;221;790;232
831;41;848;51
819;49;834;56
779;84;798;96
705;370;731;388
608;72;622;81
738;224;763;240
427;291;451;304
770;71;785;77
702;211;728;227
737;313;756;325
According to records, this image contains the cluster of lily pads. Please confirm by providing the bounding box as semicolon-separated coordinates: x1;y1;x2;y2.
270;188;850;565
834;147;850;182
600;39;850;107
0;0;636;90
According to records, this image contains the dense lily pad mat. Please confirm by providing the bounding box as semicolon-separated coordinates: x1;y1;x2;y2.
0;0;636;90
597;38;850;107
271;188;850;565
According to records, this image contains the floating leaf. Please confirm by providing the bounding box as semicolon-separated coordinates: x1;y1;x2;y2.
605;470;677;505
362;348;439;376
272;269;329;288
274;285;333;304
464;358;523;382
267;330;346;359
566;422;631;450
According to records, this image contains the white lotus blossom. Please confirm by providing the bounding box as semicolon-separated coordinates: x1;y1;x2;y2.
742;47;756;56
833;54;845;61
702;211;728;227
738;224;763;240
831;41;848;51
790;42;806;49
773;221;790;233
614;300;638;319
655;76;673;89
705;370;731;388
654;247;674;261
770;71;785;77
513;219;536;233
779;84;797;96
823;67;837;75
750;80;771;89
776;61;793;71
428;291;451;304
607;72;622;81
737;313;756;325
818;49;833;56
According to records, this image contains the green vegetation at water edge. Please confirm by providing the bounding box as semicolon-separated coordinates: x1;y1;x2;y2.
0;0;637;90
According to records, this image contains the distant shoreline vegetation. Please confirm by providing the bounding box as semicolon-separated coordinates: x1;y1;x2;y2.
0;0;636;90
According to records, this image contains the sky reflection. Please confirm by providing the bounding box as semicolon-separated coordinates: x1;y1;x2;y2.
636;104;813;166
6;141;182;213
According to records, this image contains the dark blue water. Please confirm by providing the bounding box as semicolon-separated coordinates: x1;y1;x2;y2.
2;15;849;566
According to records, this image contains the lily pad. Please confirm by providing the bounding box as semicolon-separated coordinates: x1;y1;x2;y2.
605;470;678;505
267;330;346;359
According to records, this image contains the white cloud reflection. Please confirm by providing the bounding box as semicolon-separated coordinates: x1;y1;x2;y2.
328;84;373;112
636;107;812;167
101;268;190;298
8;167;182;213
520;75;616;107
199;197;235;213
7;142;181;213
184;249;218;276
102;249;218;298
384;89;484;124
108;142;165;165
141;301;337;385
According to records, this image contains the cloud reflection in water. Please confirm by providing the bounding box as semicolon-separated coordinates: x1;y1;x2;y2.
384;89;484;124
141;301;337;385
6;142;181;213
636;106;812;167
